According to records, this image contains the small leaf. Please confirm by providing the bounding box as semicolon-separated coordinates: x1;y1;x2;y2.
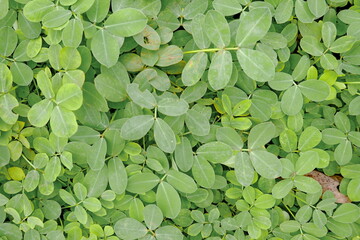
126;173;160;194
27;99;54;127
156;181;181;219
158;98;189;116
143;204;163;230
299;80;330;102
197;141;233;164
120;115;154;141
250;150;282;179
166;169;197;193
208;50;232;90
108;157;127;194
248;122;276;149
91;29;120;68
182;52;208;86
204;10;230;47
235;152;254;186
192;156;215;188
154;118;176;153
298;126;322;151
50;106;78;138
332;203;360;223
114;218;147;240
55;83;83;111
281;86;303;116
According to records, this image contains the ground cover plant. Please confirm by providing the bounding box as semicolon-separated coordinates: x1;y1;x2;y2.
1;0;360;239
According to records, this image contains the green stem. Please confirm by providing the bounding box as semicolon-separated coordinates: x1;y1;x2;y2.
183;47;239;54
343;82;360;84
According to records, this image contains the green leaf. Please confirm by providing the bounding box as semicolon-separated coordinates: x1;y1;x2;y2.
83;165;108;197
50;106;78;138
334;140;352;165
143;204;163;230
126;173;160;194
300;36;324;56
280;129;298;153
322;22;337;48
183;0;208;19
0;27;17;57
154;118;176;153
280;220;301;233
0;0;8;20
330;36;356;53
23;170;40;192
254;194;276;209
294;175;322;194
307;0;328;18
236;8;272;47
27;99;54;127
191;14;211;49
332;203;360;223
83;197;102;212
295;151;319;175
156;181;181;219
281;86;303;116
71;0;95;14
157;98;189;116
299;80;330;102
91;29;120;68
156;45;183;67
250;150;282;179
23;0;55;22
204;10;230;47
213;0;242;16
349;96;360;115
216;127;243;150
197;141;233;164
86;0;110;23
10;62;33;86
114;218;147;240
133;25;161;50
348;131;360;147
104;8;148;37
208;50;232;90
298;126;322;151
275;0;294;24
192;156;215;188
237;48;275;82
120;115;154;141
55;83;83;111
108;157;127;195
248;122;276;149
42;9;71;28
155;226;183;240
87;137;106;171
347;178;360;201
74;182;87;201
62;18;83;48
295;0;315;23
126;83;156;109
185;109;210;136
59;189;77;206
0;223;22;240
166;169;197;193
235;152;254;186
44;156;61;182
174;137;194;172
272;179;294;199
182;52;208;86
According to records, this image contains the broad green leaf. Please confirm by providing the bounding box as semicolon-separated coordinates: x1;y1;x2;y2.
55;83;83;111
347;178;360;201
157;98;189;116
216;127;243;150
0;63;12;92
120;115;154;141
42;9;71;28
154;118;176;153
295;151;319;175
83;165;108;198
272;179;294;199
71;0;95;14
126;173;160;194
299;80;330;101
36;70;54;99
0;27;17;57
212;1;242;16
322;21;336;48
62;18;83;48
180;81;208;104
191;14;211;49
237;48;275;82
144;204;163;230
185;109;210;136
330;36;356;53
0;223;22;240
114;218;147;240
155;226;183;240
275;0;294;24
298;126;322;151
292;55;310;82
44;156;61;182
204;10;230;47
254;194;276;209
174;137;194;172
59;189;76;206
0;0;8;20
166;169;197;193
197;141;233;164
126;83;156;109
60;47;81;70
156;45;183;67
82;82;109;112
236;8;272;47
334;112;350;133
349;96;360;115
208;50;232;90
334;140;352;165
50;106;78;138
83;197;102;212
94;62;129;102
307;0;328;18
104;8;147;37
281;86;303;116
248;122;276;149
250;150;282;179
192;156;215;188
86;0;110;23
23;0;55;22
294;175;322;194
280;129;298;152
300;36;324;56
156;181;181;219
23;170;40;192
280;220;301;233
235;152;254;186
27;99;54;127
133;25;161;50
348;131;360;147
295;0;315;23
332;203;360;223
91;29;120;68
108;157;127;194
10;62;33;86
182;52;208;86
183;0;208;19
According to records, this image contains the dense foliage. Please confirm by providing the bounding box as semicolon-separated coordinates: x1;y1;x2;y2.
1;0;360;239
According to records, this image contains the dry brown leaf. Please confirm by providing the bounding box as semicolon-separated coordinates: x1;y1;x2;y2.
305;170;351;203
